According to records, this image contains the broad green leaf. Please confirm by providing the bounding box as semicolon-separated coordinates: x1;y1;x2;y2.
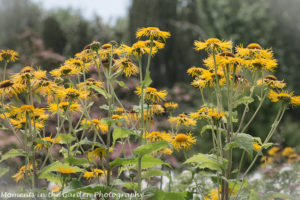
224;133;254;157
38;161;83;177
116;81;128;89
71;137;106;150
91;85;111;99
112;127;136;147
0;167;9;178
233;96;254;108
142;169;169;179
183;153;223;171
110;155;170;169
200;125;226;135
134;141;168;157
122;182;138;190
0;149;26;162
58;133;76;144
148;190;187;200
39;172;62;185
65;157;90;167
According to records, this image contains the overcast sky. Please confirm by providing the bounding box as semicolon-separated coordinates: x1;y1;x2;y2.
31;0;130;24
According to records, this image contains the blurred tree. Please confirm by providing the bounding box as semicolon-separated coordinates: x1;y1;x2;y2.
0;0;41;49
42;16;67;54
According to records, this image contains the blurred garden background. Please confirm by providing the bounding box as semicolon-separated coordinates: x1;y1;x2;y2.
0;0;299;194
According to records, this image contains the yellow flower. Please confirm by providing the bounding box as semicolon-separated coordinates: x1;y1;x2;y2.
0;49;19;63
206;108;225;121
171;133;196;151
169;113;197;127
83;169;106;181
12;164;35;182
57;166;76;174
204;188;219;200
10;105;45;118
190;107;209;120
187;66;204;77
253;142;262;151
49;102;81;114
0;80;19;98
136;27;171;41
164;102;178;111
191;68;226;89
51;185;61;193
287;153;299;163
121;41;158;57
88;147;106;161
35;136;62;149
268;90;300;106
50;64;81;78
114;58;139;77
150;104;165;115
194;38;232;52
135;87;167;103
56;87;88;101
257;75;286;89
268;147;280;156
236;43;274;60
10;117;45;131
145;131;173;143
81;119;108;134
162;148;173;155
246;58;277;72
282;147;294;157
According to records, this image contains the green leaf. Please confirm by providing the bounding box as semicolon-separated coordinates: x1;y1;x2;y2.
65;157;89;167
110;155;170;169
71;137;106;150
58;133;76;144
148;190;187;200
134;141;169;157
183;153;224;171
142;169;169;179
262;143;273;149
0;167;9;178
0;149;26;162
224;133;254;157
200;125;226;135
233;96;254;108
39;172;62;185
116;81;128;89
143;68;152;87
112;127;136;147
38;161;83;177
91;85;111;99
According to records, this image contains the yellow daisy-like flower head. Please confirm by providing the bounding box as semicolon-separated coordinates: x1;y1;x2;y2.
49;102;81;114
171;133;196;151
194;38;232;52
145;131;173;143
81;119;108;134
135;87;167;103
0;49;19;63
136;27;171;41
0;80;19;98
164;102;178;112
268;147;280;156
50;64;81;78
114;58;139;77
282;147;294;157
169;113;197;127
268;90;300;106
12;164;34;182
187;66;204;77
257;75;286;89
57;87;88;101
253;142;262;151
206;108;225;121
88;147;106;161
